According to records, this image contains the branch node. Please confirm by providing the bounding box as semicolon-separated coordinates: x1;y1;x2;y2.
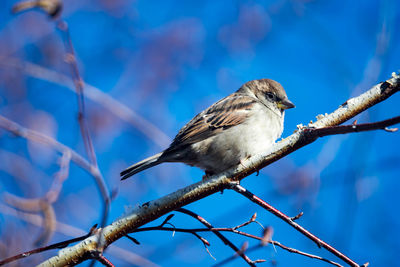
230;183;244;192
291;212;304;221
250;213;257;222
261;226;274;246
125;235;140;245
384;127;398;132
160;214;175;227
390;72;400;84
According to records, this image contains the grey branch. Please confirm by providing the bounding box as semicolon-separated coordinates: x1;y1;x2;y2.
36;72;400;266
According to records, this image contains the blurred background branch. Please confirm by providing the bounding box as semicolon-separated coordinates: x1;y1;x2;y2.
0;59;171;148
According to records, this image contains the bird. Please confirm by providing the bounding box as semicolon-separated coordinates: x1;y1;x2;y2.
121;79;294;180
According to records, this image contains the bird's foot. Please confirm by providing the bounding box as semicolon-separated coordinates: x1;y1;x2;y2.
202;171;214;180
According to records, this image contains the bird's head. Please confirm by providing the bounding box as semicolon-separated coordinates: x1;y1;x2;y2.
240;79;295;116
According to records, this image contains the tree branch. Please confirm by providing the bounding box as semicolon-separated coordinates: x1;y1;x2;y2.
177;208;256;266
35;73;400;266
0;225;97;266
0;115;110;207
132;213;343;267
231;184;363;267
305;116;400;137
0;58;171;148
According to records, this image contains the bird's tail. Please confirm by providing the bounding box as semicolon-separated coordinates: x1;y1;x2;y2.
120;152;163;180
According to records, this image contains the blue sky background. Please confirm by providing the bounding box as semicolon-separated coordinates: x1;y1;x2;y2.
0;0;399;266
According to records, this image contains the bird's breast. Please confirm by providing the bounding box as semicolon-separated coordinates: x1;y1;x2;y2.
189;108;284;173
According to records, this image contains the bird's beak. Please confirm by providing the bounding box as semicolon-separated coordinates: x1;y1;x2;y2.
277;99;295;110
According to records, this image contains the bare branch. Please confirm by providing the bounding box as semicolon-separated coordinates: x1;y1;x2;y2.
55;20;97;167
305;116;400;137
232;184;358;266
177;208;256;266
291;212;304;221
96;254;115;267
45;151;71;203
0;224;96;266
232;212;257;230
0;116;111;244
0;59;171;148
125;235;140;245
55;19;110;236
160;214;175;227
35;73;399;266
2;150;72;246
0;115;110;208
134;225;344;267
0;204;158;266
133;212;344;267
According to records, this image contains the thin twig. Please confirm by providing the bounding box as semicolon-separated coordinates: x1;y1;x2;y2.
232;184;360;267
233;213;257;230
212;241;261;267
291;212;304;221
0;225;97;266
96;254;115;267
0;204;159;267
55;20;111;238
245;243;343;267
133;225;342;267
305;116;400;137
56;20;97;166
177;208;256;267
125;235;140;245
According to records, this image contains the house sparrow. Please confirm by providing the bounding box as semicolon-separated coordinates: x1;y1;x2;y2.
121;79;294;180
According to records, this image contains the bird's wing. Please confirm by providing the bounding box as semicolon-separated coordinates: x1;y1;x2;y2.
165;93;258;152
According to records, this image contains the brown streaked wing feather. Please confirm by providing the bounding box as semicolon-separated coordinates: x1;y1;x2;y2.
165;94;257;152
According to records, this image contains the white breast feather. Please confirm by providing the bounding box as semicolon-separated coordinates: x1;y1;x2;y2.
190;104;284;173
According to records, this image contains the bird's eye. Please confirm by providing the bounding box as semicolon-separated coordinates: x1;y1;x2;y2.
265;92;275;101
